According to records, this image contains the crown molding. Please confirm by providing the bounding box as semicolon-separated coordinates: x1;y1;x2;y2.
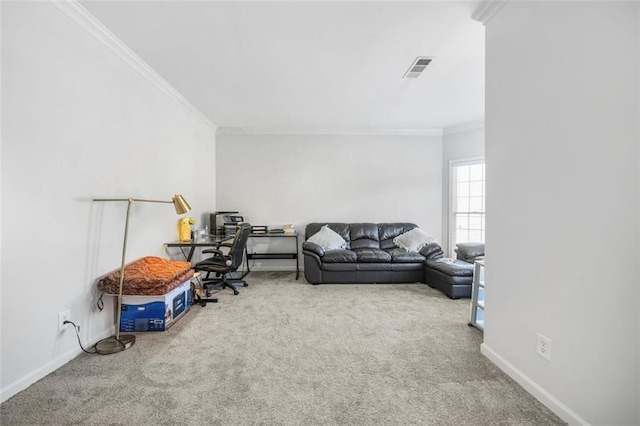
443;121;485;136
216;127;444;136
52;0;217;132
471;0;509;25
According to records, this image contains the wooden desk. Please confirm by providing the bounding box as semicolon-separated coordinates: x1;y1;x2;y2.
247;232;300;279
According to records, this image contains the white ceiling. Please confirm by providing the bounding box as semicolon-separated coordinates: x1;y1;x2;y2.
82;1;485;131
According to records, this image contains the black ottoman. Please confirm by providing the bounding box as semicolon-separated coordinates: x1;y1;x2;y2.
424;259;474;299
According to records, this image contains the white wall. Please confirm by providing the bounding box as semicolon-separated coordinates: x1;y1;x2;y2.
441;126;484;255
484;2;639;424
216;132;442;270
0;1;4;398
1;2;216;401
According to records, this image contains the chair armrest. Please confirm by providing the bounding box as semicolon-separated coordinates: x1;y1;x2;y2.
302;241;325;257
198;249;231;265
202;248;225;257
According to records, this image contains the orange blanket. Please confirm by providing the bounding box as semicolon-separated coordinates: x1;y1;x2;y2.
97;256;194;296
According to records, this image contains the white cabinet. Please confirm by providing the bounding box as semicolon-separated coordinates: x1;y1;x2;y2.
468;260;485;330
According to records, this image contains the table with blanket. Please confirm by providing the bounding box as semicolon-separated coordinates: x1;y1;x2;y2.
97;257;196;331
97;256;194;296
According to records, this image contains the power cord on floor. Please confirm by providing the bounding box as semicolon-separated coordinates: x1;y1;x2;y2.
63;320;97;354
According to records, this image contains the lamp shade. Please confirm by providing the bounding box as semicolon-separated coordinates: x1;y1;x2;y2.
172;194;191;215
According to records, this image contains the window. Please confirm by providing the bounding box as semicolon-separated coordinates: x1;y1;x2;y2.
449;160;485;256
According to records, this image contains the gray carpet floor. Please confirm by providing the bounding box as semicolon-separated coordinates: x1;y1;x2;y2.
1;272;564;425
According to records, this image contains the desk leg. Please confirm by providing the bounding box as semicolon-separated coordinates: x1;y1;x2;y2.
178;246;197;262
240;247;250;279
187;246;196;262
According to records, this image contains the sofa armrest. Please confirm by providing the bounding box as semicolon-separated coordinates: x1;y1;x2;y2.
419;242;444;260
454;242;485;259
302;241;325;257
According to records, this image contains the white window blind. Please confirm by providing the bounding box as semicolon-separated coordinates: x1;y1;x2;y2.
449;160;485;256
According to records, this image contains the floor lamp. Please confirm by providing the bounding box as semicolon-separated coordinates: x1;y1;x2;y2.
93;195;191;355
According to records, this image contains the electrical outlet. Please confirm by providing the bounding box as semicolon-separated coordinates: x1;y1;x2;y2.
58;310;71;331
536;333;552;361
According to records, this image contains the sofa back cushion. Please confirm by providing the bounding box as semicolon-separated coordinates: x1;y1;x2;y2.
349;223;380;250
378;223;418;250
306;223;351;248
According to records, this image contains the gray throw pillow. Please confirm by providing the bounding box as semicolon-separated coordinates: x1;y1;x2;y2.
307;225;347;251
393;228;438;252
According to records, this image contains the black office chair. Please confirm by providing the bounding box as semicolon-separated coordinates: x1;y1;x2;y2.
194;222;251;296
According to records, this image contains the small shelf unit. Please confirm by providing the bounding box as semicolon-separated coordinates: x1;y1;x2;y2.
468;259;485;330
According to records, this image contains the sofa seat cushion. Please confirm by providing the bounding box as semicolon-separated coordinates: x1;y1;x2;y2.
354;248;392;263
322;249;358;263
386;248;426;263
425;259;474;276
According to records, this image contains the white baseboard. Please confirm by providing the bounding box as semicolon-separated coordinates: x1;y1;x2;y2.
0;327;114;403
480;343;589;425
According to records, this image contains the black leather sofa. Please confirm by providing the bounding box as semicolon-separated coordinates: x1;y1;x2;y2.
303;222;444;284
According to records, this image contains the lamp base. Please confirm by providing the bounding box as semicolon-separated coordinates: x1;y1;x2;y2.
95;334;136;355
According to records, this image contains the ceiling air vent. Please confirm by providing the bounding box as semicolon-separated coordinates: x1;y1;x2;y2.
403;56;433;79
